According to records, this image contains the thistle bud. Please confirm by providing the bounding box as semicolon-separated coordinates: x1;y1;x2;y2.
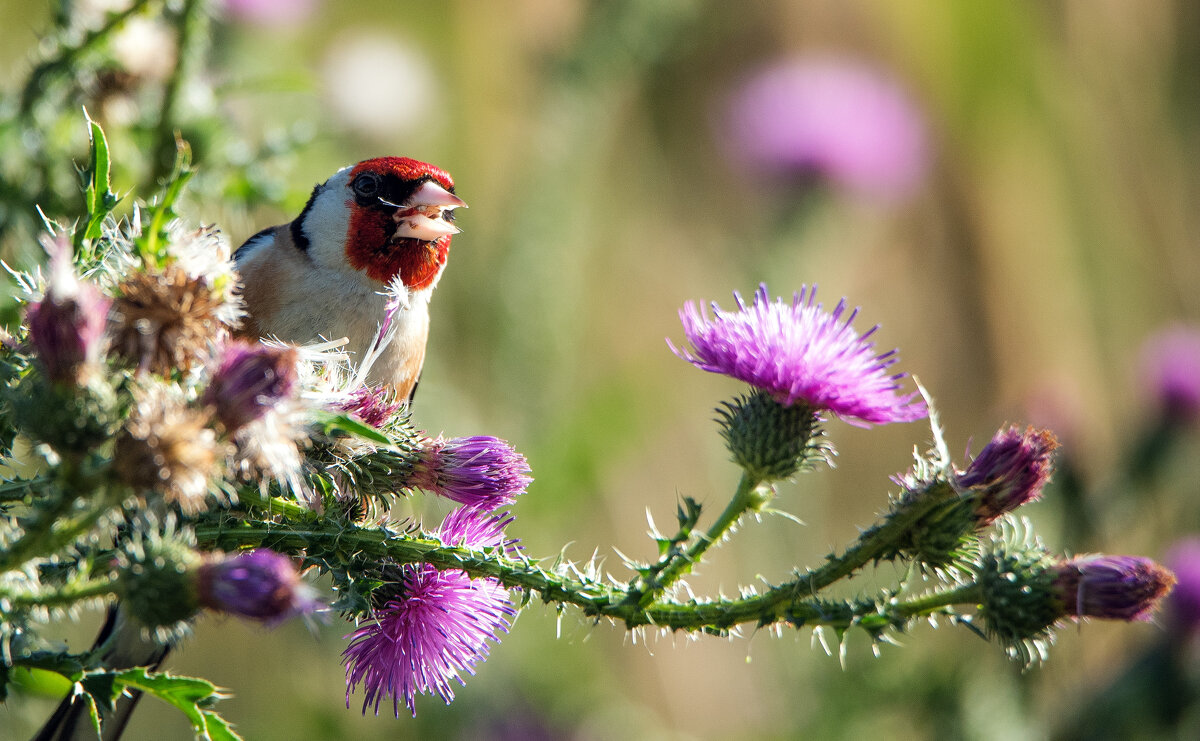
979;545;1176;655
716;390;826;482
25;246;110;385
204;341;299;433
955;426;1057;526
977;544;1062;649
7;371;118;455
196;549;317;622
1051;555;1176;622
409;436;531;510
119;528;202;633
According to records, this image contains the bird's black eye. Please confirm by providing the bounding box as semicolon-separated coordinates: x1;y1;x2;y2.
352;172;380;199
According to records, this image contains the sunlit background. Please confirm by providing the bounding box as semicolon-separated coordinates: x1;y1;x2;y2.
3;1;1200;739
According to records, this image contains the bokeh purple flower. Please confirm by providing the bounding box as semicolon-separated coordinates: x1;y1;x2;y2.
343;507;516;716
1139;325;1200;423
222;0;317;26
1166;538;1200;635
1052;555;1176;622
956;426;1058;526
410;436;532;510
671;284;926;426
196;549;317;622
203;341;299;433
723;57;928;201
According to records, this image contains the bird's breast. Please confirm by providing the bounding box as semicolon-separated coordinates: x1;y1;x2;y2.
238;243;431;391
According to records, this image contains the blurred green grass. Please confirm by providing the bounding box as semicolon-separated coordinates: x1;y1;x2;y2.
3;1;1200;739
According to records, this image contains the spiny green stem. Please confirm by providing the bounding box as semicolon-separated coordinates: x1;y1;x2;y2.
0;495;74;572
18;0;160;118
895;583;982;619
150;0;207;184
0;461;85;573
752;479;960;617
630;471;767;607
193;512;984;633
235;486;311;520
1;576;116;610
0;459;118;573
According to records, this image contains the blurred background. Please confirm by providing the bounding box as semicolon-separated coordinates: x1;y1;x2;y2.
3;1;1200;739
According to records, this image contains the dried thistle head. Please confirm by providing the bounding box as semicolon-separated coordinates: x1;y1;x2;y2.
113;385;227;513
109;263;236;376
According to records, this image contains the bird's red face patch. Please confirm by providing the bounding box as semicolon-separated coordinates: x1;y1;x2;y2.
344;157;457;287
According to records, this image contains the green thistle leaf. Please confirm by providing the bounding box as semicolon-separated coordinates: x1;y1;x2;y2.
76;111;120;259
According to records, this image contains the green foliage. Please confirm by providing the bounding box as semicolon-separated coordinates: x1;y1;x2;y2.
76;111;120;259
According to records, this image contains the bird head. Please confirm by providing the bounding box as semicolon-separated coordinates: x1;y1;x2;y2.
292;157;465;290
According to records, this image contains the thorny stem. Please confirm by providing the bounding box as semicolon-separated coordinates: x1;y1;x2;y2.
150;0;207;185
0;461;91;573
196;482;981;634
630;471;768;607
757;479;960;613
0;575;117;610
17;0;160;118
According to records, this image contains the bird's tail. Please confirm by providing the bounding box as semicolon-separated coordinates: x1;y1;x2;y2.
32;606;170;741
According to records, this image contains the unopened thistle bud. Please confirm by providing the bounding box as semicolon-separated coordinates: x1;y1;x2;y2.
956;426;1057;526
1052;555;1176;622
113;386;224;513
977;543;1061;648
196;549;317;622
25;245;111;385
119;527;202;633
7;371;118;455
979;544;1176;656
409;436;532;510
717;390;826;482
892;427;1058;569
204;341;299;433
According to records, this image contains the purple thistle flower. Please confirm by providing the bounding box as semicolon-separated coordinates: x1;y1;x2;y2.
222;0;318;26
955;426;1058;526
204;341;299;432
337;385;402;429
670;284;926;426
410;436;532;510
26;244;111;385
1166;538;1200;636
343;508;516;717
195;549;318;622
1052;555;1176;622
1138;325;1200;423
722;57;928;202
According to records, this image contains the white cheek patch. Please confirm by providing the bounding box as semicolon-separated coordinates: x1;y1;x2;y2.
301;167;355;274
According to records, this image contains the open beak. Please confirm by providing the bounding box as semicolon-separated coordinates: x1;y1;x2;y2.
391;181;467;242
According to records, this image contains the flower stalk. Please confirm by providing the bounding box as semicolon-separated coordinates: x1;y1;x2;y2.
630;471;770;607
0;575;118;610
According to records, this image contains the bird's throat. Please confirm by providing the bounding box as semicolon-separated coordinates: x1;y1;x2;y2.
346;208;449;288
